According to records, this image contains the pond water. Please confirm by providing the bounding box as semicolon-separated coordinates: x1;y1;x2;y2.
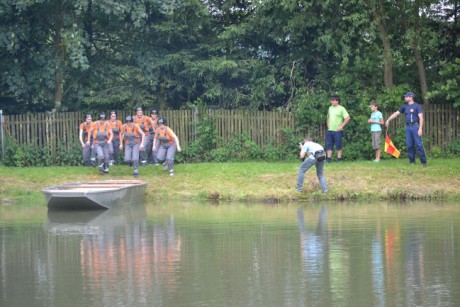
1;201;460;307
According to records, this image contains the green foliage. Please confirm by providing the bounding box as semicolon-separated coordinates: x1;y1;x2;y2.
208;134;260;162
426;59;460;106
0;0;458;117
179;114;295;163
430;146;443;159
1;139;82;167
446;139;460;156
290;87;328;132
181;115;218;162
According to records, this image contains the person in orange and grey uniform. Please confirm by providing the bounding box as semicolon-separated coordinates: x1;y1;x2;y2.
385;91;427;167
107;110;123;165
133;106;151;165
120;115;145;178
153;118;181;176
79;113;96;166
146;109;160;165
88;112;113;174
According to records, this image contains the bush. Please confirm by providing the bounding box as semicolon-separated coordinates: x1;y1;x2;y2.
446;139;460;156
0;139;83;167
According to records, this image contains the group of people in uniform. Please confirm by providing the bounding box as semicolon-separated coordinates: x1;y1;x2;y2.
79;107;181;177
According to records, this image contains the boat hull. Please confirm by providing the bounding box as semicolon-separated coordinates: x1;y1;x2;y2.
43;180;147;210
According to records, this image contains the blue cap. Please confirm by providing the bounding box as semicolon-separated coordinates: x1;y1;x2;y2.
404;92;415;98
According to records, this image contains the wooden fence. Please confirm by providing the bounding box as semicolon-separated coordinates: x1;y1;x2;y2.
0;109;295;154
0;105;458;156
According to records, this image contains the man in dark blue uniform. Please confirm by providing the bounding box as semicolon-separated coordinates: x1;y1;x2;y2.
385;92;427;167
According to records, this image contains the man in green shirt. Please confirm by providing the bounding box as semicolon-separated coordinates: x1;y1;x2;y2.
326;95;351;162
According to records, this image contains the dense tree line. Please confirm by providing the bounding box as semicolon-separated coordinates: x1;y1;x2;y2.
0;0;458;119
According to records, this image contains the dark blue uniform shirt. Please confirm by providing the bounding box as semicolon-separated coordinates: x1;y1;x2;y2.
398;103;423;124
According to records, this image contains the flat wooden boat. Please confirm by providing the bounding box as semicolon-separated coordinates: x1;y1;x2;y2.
43;180;147;210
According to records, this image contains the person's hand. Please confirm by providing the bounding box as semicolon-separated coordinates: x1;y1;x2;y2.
368;119;372;123
81;143;86;148
177;145;182;152
140;144;144;150
119;144;123;150
418;128;423;137
385;120;389;128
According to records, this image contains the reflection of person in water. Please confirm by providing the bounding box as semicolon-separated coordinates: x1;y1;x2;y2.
404;231;425;306
371;223;385;306
297;206;328;284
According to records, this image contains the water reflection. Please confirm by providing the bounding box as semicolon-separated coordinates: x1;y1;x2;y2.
372;221;385;307
1;202;460;306
297;207;326;299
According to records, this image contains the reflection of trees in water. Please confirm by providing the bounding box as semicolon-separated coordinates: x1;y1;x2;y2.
79;215;181;305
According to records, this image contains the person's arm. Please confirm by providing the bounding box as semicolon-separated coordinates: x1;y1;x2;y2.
418;113;424;136
137;125;146;149
299;147;307;160
169;128;181;152
79;128;85;147
368;114;384;125
152;132;158;151
385;111;400;127
119;128;124;149
86;125;93;145
107;128;113;143
337;116;350;131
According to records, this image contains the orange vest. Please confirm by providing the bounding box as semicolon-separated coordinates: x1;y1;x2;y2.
134;115;150;133
108;120;123;141
148;118;158;135
122;123;141;145
155;126;174;145
92;121;111;143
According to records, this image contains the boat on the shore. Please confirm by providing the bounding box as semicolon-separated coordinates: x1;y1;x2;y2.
43;180;147;210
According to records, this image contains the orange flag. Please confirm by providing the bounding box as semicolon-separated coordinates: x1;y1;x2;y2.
385;134;400;158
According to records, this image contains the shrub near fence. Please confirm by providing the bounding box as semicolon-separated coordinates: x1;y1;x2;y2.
0;105;458;162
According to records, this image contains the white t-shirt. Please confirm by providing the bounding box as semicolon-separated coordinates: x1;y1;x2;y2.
301;141;324;157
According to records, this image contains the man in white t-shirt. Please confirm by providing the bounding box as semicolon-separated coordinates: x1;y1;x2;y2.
296;137;328;193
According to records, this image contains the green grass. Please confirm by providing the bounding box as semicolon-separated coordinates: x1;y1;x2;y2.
1;158;460;206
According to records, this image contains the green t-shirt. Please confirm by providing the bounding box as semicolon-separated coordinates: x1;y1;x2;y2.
327;105;350;131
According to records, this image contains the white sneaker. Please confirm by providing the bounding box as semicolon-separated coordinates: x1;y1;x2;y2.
169;170;174;176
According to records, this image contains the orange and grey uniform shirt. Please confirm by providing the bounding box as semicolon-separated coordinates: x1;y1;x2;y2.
108;120;123;143
91;120;112;144
122;123;142;146
155;126;175;145
148;118;159;136
80;122;93;142
134;115;150;134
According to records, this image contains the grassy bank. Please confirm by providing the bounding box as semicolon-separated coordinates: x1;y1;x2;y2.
1;159;460;205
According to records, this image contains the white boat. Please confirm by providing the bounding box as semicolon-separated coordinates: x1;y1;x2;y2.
43;180;147;210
